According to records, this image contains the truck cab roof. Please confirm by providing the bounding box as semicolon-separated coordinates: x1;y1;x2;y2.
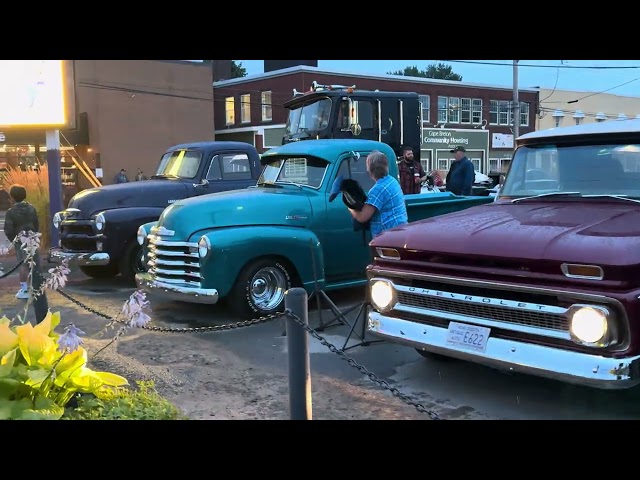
165;141;258;153
260;139;396;165
518;118;640;144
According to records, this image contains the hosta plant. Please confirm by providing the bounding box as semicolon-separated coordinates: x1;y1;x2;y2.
0;311;129;420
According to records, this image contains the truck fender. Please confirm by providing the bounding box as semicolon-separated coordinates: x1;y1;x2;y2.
196;226;326;298
99;207;165;258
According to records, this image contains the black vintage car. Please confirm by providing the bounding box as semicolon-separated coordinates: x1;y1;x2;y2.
48;141;264;284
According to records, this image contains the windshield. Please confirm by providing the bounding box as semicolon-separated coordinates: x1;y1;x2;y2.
499;143;640;199
258;156;328;189
155;150;202;179
285;98;332;138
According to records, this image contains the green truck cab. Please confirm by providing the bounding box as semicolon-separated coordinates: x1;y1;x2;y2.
135;139;493;317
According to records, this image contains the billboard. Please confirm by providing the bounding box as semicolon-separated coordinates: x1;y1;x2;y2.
0;60;76;129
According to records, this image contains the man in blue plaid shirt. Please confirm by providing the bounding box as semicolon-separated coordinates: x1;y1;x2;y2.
348;150;408;237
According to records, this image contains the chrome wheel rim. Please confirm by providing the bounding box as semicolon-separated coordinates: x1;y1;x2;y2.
250;267;287;311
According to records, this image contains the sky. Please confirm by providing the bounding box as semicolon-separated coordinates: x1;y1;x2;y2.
233;60;640;98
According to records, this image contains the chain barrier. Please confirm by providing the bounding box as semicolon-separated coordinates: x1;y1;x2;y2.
53;288;440;419
0;259;25;279
283;309;442;420
55;288;285;332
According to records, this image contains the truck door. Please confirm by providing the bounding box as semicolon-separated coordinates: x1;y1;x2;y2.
335;98;378;142
379;98;401;157
320;152;377;283
401;98;422;163
201;152;255;194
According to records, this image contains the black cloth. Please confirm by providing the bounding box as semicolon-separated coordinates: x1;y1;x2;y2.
4;201;39;242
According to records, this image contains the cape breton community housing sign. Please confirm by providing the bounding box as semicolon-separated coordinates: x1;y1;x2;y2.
422;127;490;151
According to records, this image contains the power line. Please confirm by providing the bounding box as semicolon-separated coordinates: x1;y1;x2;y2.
442;60;640;69
566;77;640;103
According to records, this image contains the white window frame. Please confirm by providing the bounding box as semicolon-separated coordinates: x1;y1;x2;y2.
240;94;251;124
419;95;430;126
437;96;448;123
498;100;510;126
460;98;471;124
449;97;460;123
472;99;483;125
520;102;529;127
225;96;235;126
261;91;272;122
489;100;499;125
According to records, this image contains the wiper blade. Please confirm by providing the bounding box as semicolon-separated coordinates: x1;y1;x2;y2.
151;173;179;179
275;181;304;189
511;192;581;203
256;182;282;188
581;194;640;204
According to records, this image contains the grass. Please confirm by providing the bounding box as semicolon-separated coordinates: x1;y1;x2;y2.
0;165;51;250
62;381;188;420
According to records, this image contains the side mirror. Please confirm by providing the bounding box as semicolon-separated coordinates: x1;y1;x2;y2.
350;123;362;136
193;179;209;188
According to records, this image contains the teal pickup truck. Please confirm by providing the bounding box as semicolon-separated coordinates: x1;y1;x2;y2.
135;139;493;317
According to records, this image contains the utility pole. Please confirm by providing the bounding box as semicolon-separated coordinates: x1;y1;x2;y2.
513;60;520;144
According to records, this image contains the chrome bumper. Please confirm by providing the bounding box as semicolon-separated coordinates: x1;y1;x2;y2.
48;248;110;266
367;311;640;390
135;272;219;304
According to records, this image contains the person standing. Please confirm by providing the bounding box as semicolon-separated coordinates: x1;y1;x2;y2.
4;184;39;299
445;146;475;196
397;146;427;195
348;150;408;238
135;168;146;181
114;169;128;184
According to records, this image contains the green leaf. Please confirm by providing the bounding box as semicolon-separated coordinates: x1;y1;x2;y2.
17;396;64;420
25;367;51;387
0;378;21;397
0;398;32;420
0;348;17;378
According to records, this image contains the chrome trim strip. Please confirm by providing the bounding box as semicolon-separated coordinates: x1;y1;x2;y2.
150;267;201;279
149;238;197;248
48;248;110;266
367;311;640;390
394;304;571;341
148;249;199;258
148;258;199;268
394;283;567;315
561;263;604;281
136;273;219;305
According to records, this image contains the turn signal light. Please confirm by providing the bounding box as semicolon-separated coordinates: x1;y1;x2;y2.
561;263;604;280
376;248;400;260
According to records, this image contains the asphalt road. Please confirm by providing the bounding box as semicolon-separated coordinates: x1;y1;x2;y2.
41;269;640;420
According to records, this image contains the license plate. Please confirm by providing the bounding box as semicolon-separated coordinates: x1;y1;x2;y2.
445;321;491;353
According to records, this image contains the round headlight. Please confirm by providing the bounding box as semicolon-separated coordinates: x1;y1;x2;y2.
95;213;106;231
570;306;608;344
53;212;62;229
137;226;147;246
370;280;395;312
198;236;211;258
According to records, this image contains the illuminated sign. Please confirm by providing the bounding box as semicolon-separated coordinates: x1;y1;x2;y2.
0;60;73;128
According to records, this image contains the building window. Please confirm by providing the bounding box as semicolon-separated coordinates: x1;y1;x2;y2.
460;98;471;124
552;109;564;128
489;158;511;173
437;96;448;123
490;100;499;125
261;91;272;122
498;101;510;125
419;95;430;126
520;102;529;127
449;97;460;123
225;97;235;126
472;99;482;124
240;94;251;123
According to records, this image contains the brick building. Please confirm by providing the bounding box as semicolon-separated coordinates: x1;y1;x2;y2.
213;65;539;175
0;60;214;195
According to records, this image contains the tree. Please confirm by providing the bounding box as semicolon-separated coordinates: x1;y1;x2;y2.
387;62;462;81
231;60;247;78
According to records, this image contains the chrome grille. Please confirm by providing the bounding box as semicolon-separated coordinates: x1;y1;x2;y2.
397;291;568;331
147;236;201;287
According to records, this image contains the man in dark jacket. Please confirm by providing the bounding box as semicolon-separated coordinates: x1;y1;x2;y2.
4;184;39;299
445;146;475;196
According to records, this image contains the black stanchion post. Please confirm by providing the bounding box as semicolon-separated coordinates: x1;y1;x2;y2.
285;287;312;420
31;253;49;324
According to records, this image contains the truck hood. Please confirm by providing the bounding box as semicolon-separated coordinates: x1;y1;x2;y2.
372;200;640;274
156;186;314;240
67;180;190;217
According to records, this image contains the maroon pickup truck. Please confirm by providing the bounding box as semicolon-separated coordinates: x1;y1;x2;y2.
365;119;640;390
